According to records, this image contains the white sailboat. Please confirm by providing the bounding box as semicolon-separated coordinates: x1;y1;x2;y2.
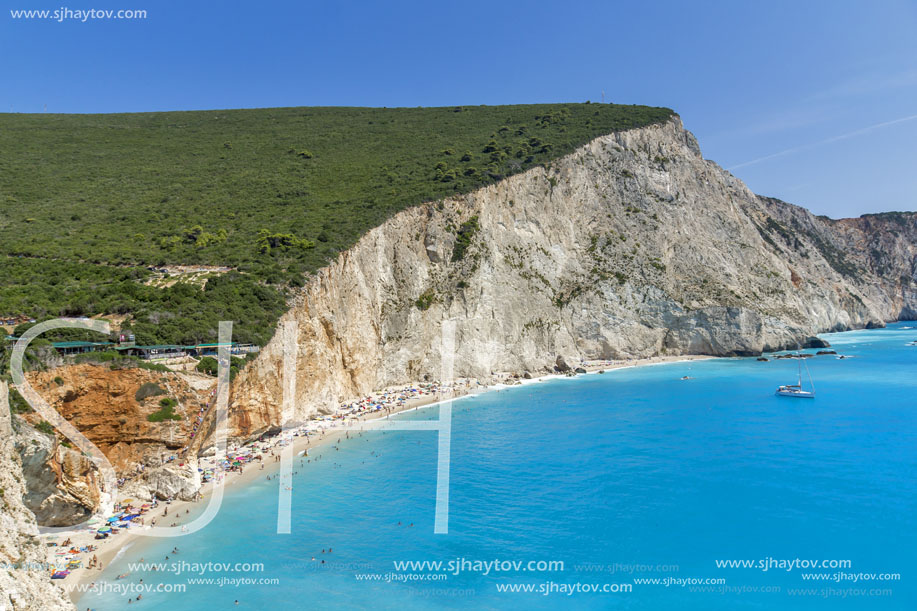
775;352;816;398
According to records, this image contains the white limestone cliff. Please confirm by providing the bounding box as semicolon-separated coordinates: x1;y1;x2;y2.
0;382;75;610
225;117;915;439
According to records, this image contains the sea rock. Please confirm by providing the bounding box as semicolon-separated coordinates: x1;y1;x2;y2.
574;367;587;374
757;357;769;361
816;350;837;355
802;336;831;349
122;463;201;502
554;356;572;373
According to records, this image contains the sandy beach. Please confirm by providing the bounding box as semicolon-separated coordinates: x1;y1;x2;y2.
46;353;712;603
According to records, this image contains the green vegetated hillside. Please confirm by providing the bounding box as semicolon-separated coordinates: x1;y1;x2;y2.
0;103;673;346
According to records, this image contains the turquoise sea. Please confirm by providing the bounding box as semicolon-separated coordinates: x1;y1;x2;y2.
79;324;916;610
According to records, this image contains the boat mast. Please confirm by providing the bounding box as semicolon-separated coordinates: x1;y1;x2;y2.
803;357;815;393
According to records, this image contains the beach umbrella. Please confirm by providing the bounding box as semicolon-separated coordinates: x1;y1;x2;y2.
106;516;120;523
97;527;111;533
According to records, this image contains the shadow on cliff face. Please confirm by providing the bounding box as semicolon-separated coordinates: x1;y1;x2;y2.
15;422;98;527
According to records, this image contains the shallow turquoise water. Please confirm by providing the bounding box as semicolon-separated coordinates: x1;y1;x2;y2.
80;324;916;609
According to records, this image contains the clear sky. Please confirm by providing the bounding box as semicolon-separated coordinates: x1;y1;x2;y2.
2;0;916;218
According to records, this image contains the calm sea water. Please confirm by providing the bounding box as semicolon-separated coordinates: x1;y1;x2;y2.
80;324;916;610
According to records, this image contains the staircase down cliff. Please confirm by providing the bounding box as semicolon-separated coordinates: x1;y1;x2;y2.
222;116;915;440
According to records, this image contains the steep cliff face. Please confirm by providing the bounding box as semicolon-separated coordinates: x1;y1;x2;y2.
222;117;914;439
830;212;917;319
15;423;100;527
25;364;213;474
9;365;213;525
0;383;75;611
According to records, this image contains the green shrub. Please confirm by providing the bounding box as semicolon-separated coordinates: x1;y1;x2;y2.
196;356;218;376
8;389;34;414
196;355;245;380
415;290;435;311
451;216;480;262
135;382;166;402
256;230;315;255
148;398;182;422
35;420;55;435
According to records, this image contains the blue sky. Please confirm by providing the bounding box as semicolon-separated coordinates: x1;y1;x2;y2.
2;0;915;218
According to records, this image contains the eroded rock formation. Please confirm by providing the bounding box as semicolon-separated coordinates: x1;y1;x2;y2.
0;382;75;610
24;365;213;473
15;423;100;527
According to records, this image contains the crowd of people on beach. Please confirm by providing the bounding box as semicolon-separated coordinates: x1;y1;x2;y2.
338;381;447;415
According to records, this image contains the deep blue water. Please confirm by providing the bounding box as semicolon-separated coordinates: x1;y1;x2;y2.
81;324;916;609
